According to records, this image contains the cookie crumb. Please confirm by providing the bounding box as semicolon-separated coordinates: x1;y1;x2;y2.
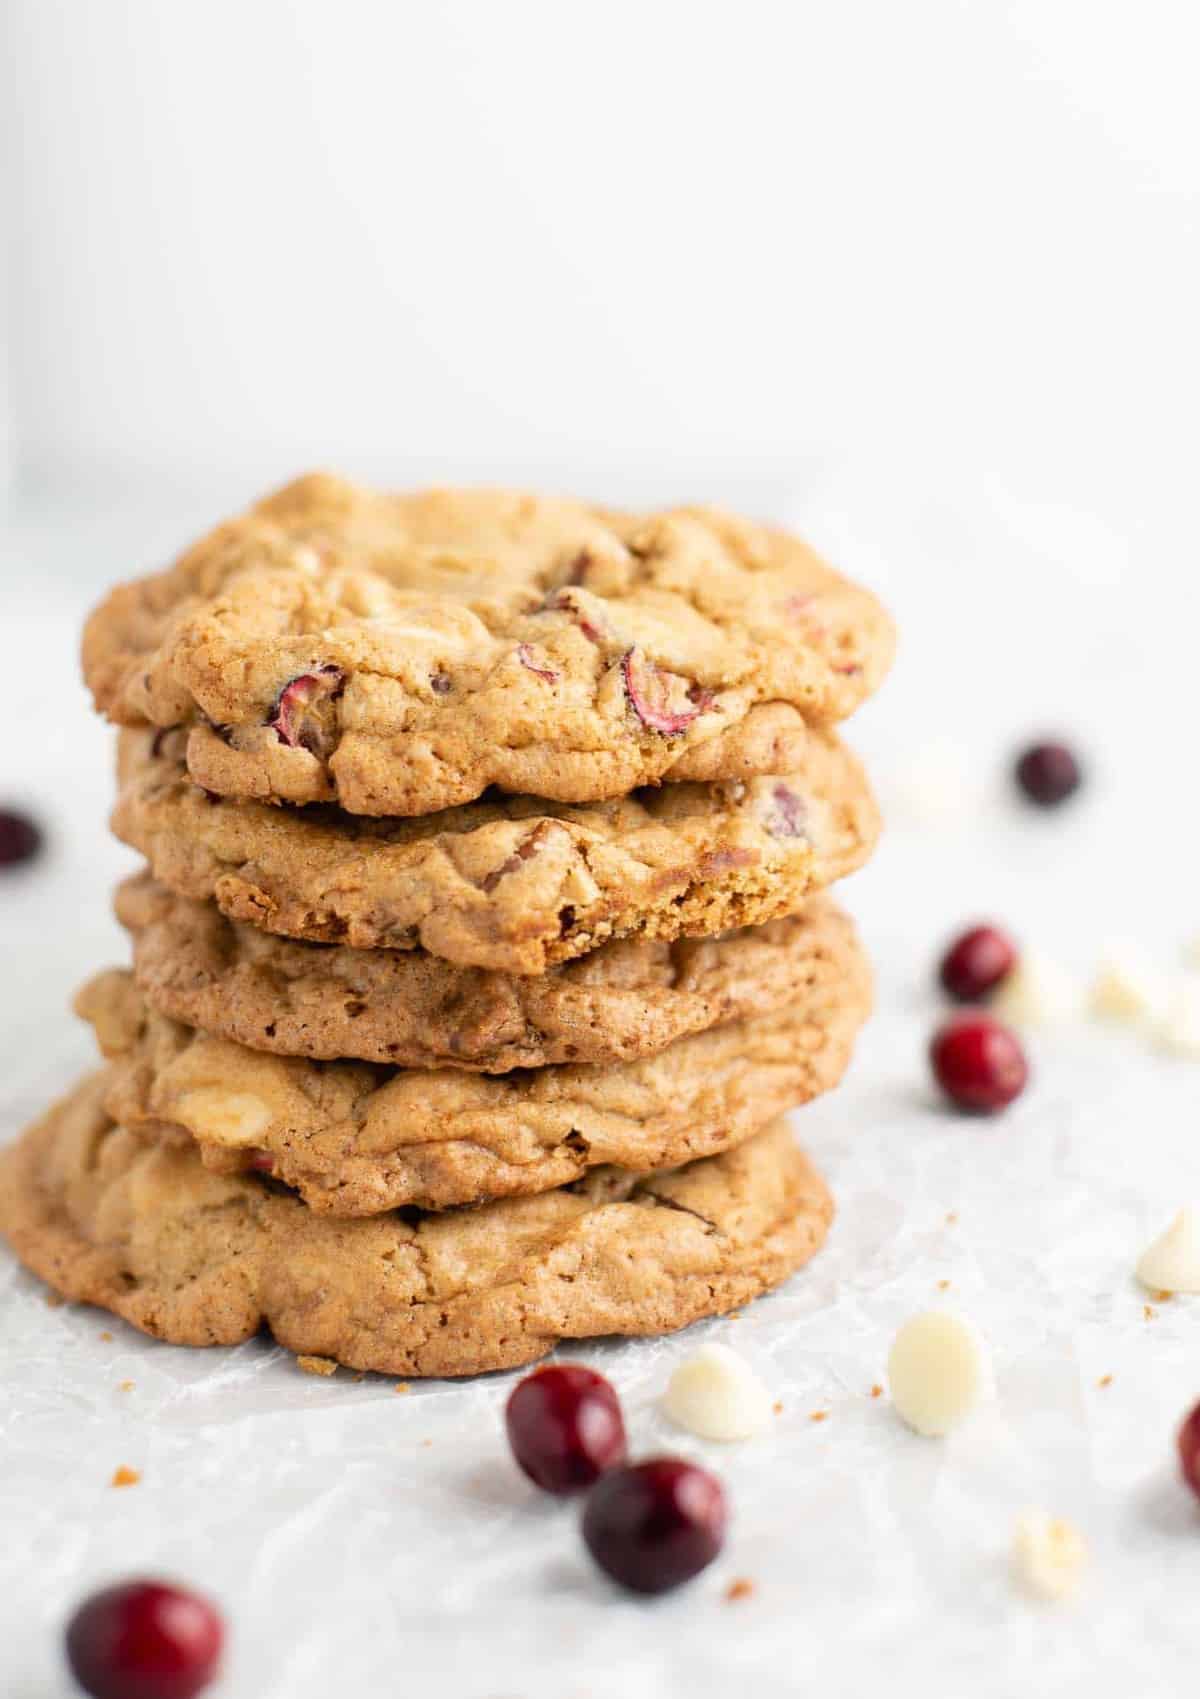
809;1410;829;1423
1155;1290;1174;1303
1144;1305;1157;1321
118;1380;135;1393
110;1466;141;1488
945;1212;958;1226
725;1578;755;1603
1097;1374;1113;1389
297;1354;337;1377
937;1279;952;1291
772;1400;784;1415
99;1331;113;1342
870;1384;884;1399
420;1438;433;1448
394;1382;412;1395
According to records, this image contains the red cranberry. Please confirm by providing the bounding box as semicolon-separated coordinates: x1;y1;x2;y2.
1014;741;1082;807
0;807;43;868
65;1580;223;1699
1178;1401;1200;1502
930;1012;1028;1113
581;1457;727;1594
939;924;1017;1003
505;1364;627;1494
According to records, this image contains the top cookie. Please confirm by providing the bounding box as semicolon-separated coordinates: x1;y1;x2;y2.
83;473;895;816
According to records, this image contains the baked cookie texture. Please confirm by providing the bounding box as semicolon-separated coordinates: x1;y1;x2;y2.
0;1073;833;1377
116;873;862;1071
112;726;879;973
77;921;868;1211
83;473;895;816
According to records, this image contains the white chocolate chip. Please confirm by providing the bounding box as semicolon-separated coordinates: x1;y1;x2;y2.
886;1311;993;1437
1136;1208;1200;1294
1012;1509;1087;1600
174;1088;275;1148
992;950;1079;1028
1088;957;1162;1025
1155;983;1200;1058
661;1343;772;1442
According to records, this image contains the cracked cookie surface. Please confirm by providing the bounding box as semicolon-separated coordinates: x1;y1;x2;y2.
83;472;895;815
0;1073;833;1378
116;872;863;1071
112;727;878;973
77;929;868;1211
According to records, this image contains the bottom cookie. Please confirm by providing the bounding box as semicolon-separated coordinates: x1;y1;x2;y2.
0;1072;832;1378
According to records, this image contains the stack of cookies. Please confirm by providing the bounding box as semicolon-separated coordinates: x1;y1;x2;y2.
0;476;893;1377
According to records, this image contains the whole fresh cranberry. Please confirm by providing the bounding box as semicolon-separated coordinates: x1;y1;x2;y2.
65;1580;223;1699
581;1457;727;1594
939;924;1017;1003
1014;741;1082;807
930;1012;1028;1113
505;1364;627;1494
1178;1401;1200;1502
0;807;43;868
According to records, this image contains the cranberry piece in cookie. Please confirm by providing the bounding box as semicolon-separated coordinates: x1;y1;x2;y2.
582;1457;727;1593
622;648;713;735
939;924;1017;1002
1014;740;1083;807
516;643;559;684
65;1579;224;1699
764;782;806;839
506;1364;627;1494
0;807;43;868
930;1012;1028;1112
267;665;345;756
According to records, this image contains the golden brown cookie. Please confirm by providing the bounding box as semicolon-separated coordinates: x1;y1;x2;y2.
0;1072;833;1378
77;929;868;1212
115;872;863;1071
112;727;879;974
83;473;895;815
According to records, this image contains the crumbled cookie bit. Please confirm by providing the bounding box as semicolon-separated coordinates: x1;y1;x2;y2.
99;1330;113;1342
118;1380;135;1393
945;1212;958;1226
725;1578;755;1603
772;1400;784;1415
297;1354;338;1377
937;1279;952;1291
809;1410;829;1423
870;1384;884;1399
1097;1374;1113;1389
110;1466;141;1488
1144;1305;1157;1321
394;1382;412;1395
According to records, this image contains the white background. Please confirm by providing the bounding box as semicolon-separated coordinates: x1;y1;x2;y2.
2;5;1200;1697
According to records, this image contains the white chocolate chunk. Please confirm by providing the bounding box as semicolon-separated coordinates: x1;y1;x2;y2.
1136;1208;1200;1294
1012;1509;1087;1600
174;1088;274;1148
1088;957;1162;1024
661;1343;772;1442
1155;984;1200;1058
886;1311;992;1437
993;950;1079;1028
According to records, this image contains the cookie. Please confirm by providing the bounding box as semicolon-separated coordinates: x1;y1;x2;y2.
0;1073;833;1377
83;473;895;815
115;872;863;1071
112;727;879;974
77;932;868;1212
